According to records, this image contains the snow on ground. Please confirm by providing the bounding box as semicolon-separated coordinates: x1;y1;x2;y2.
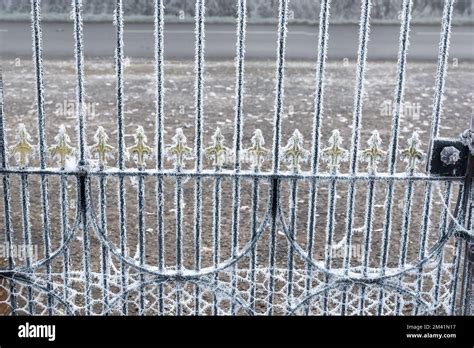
0;58;472;273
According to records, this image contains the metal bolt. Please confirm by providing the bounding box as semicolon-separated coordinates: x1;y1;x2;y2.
460;128;473;155
440;146;460;166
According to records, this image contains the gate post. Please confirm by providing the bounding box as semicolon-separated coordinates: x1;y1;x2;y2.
460;114;474;315
467;181;474;315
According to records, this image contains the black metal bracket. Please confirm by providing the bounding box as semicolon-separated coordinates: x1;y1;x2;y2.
428;138;470;177
468;241;474;263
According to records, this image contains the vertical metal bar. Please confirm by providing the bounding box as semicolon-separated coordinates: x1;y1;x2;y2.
304;178;318;316
193;0;205;316
233;0;247;172
193;175;202;315
115;0;125;169
430;0;454;141
348;0;371;174
154;0;164;175
413;182;442;315
30;0;46;170
78;175;91;314
460;236;472;315
395;174;416;315
377;0;413;315
305;0;330;316
31;0;52;315
153;0;165;315
118;177;127;314
271;0;288;174
267;0;289;316
230;0;247;316
72;0;91;315
175;175;183;315
387;0;413;174
20;174;34;314
0;68;16;314
73;0;87;165
98;174;109;313
114;0;128;315
450;234;463;314
249;176;260;314
138;173;146;315
323;176;337;315
359;178;376;314
377;182;395;315
341;0;371;316
0;68;6;191
212;176;222;316
344;0;371;205
461;180;473;315
72;0;86;163
194;0;205;170
230;176;240;315
60;174;70;305
286;178;298;313
267;178;279;315
432;182;452;312
450;184;466;314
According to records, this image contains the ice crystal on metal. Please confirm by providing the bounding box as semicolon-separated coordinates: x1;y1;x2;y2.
205;127;231;168
321;130;349;172
166;128;193;170
128;126;153;168
90;126;114;166
243;129;269;171
10;124;35;168
400;131;425;172
49;125;75;168
281;129;308;172
360;130;386;174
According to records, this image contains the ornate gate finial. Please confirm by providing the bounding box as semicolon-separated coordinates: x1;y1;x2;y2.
90;126;114;167
49;125;75;169
321;129;348;172
360;130;386;174
205;127;231;168
128;126;153;168
400;131;425;173
166;128;193;170
10;123;35;168
243;129;269;171
282;129;308;173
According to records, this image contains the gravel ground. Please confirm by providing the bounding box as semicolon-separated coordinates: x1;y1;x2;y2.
0;59;472;314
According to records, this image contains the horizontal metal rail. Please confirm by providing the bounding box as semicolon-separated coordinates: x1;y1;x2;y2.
0;0;470;316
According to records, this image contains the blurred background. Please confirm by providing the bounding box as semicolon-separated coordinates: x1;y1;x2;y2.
0;0;473;24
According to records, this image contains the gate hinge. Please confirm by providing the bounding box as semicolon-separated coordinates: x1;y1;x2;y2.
428;138;470;177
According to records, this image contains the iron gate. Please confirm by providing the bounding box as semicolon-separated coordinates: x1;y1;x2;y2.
0;0;473;316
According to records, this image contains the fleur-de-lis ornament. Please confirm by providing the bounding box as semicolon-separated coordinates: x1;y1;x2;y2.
205;127;231;168
128;126;153;168
49;125;75;169
90;126;114;167
243;129;269;171
166;128;193;170
360;130;386;174
321;129;349;172
281;129;309;172
400;131;425;172
10;124;35;168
